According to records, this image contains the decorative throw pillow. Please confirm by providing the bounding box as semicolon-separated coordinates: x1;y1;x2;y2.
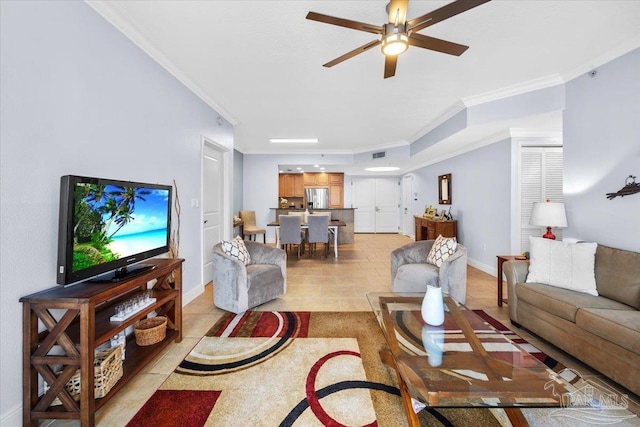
427;235;458;267
220;236;251;265
526;236;598;295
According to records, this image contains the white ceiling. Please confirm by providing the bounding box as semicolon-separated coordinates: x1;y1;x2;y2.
88;1;640;174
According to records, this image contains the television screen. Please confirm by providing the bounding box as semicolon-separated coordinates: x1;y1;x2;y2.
57;175;172;285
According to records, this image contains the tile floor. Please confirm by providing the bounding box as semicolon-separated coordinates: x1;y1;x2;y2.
46;233;639;426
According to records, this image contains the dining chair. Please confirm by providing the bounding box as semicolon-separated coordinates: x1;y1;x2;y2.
307;214;331;257
278;214;305;259
239;210;266;243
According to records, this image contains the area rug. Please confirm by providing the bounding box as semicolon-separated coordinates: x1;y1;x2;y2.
127;310;639;427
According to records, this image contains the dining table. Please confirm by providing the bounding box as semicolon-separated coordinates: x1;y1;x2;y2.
267;220;346;258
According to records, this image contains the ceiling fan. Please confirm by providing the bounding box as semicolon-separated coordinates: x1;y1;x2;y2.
306;0;491;78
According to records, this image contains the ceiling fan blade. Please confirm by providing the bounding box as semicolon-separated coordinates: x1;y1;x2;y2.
387;0;409;24
323;40;382;68
407;0;490;33
384;55;398;79
408;33;469;56
306;12;383;35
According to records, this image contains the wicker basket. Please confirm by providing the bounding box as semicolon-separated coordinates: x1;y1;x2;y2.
134;316;167;346
45;345;123;405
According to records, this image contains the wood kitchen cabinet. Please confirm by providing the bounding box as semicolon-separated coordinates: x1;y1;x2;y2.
303;173;329;186
279;174;303;198
328;173;344;208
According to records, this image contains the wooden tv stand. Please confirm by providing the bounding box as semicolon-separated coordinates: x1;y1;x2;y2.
20;257;184;427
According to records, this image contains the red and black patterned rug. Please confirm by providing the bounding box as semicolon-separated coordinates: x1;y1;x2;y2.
126;310;636;427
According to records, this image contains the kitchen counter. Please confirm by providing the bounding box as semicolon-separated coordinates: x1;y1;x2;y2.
271;208;355;244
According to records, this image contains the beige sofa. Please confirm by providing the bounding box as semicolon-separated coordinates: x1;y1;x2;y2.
504;244;640;395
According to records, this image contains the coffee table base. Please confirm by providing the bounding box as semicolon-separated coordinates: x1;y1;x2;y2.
379;349;530;427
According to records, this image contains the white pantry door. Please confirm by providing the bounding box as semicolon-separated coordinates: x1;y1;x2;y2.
353;178;399;233
353;178;376;232
202;143;223;285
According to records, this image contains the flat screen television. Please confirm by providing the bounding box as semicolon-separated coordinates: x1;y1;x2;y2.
57;175;172;285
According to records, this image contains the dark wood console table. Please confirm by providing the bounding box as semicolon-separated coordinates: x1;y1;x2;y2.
21;258;183;427
414;215;457;241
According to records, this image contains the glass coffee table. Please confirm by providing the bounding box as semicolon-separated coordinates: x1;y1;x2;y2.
367;293;585;427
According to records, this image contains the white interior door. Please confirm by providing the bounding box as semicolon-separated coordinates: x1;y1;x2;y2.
374;178;399;232
202;143;223;285
402;175;413;236
353;178;375;232
353;178;399;233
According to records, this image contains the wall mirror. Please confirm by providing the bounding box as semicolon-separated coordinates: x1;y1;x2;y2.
438;173;452;205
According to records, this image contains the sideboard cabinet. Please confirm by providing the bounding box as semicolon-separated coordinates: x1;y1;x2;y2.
414;215;457;241
21;257;184;427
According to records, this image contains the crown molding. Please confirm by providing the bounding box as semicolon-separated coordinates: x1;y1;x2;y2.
462;74;565;108
85;1;238;126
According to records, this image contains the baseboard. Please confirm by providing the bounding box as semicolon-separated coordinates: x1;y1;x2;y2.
467;257;496;277
183;282;205;306
1;402;22;427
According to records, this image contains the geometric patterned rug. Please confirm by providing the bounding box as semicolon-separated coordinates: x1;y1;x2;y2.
127;310;639;427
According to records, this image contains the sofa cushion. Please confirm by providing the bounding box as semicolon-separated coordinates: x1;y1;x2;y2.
427;235;457;267
595;245;640;309
526;237;597;295
246;264;282;291
220;236;251;265
576;308;640;354
516;282;631;323
393;263;439;293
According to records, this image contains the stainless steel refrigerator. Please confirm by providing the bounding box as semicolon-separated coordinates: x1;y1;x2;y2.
305;188;329;209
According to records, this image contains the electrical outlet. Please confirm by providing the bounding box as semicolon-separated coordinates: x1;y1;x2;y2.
483;243;487;252
191;199;199;208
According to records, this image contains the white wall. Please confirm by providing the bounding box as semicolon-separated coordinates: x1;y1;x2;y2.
563;48;640;252
0;2;233;423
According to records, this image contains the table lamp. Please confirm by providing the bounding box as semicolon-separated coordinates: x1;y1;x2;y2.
530;200;568;240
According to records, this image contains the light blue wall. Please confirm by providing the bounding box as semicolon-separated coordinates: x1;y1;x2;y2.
409;139;513;269
0;1;233;421
233;149;244;216
563;48;640;252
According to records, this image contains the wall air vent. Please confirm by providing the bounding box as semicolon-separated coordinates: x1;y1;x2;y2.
372;151;386;159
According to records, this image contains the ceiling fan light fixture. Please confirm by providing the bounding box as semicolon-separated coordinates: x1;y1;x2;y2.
381;24;408;56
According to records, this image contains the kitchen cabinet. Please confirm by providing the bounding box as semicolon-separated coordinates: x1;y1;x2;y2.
279;174;303;198
329;183;343;208
328;173;344;207
329;173;343;184
303;173;327;186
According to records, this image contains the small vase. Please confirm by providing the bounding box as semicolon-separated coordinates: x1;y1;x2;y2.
421;285;444;326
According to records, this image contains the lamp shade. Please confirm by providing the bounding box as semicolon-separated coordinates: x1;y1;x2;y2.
530;201;568;228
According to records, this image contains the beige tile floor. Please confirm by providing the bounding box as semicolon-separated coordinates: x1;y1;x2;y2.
46;233;639;425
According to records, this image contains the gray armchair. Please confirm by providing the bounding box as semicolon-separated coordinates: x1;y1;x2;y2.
391;240;468;304
212;240;286;313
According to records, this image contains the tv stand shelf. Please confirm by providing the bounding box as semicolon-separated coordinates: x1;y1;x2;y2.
20;258;184;427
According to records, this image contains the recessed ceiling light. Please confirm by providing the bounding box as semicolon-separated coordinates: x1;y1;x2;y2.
296;167;302;170
320;167;325;171
269;138;318;144
365;166;400;172
314;164;319;168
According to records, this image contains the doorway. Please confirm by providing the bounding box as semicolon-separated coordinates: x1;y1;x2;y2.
402;175;413;237
202;138;229;286
353;177;399;233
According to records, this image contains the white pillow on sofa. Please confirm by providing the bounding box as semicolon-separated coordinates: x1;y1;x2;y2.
526;237;598;295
